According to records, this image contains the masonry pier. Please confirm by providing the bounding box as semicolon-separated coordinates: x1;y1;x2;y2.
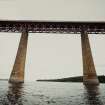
81;30;99;86
9;30;28;83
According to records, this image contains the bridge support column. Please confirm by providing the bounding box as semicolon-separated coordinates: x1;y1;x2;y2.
81;30;99;86
9;31;28;83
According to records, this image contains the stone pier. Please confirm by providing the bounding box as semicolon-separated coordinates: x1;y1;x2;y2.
81;30;99;86
9;30;28;83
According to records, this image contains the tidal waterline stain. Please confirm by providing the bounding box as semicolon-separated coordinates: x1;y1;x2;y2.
0;81;105;105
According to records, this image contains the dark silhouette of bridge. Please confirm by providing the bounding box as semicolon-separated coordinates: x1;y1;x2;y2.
1;20;105;86
0;20;105;34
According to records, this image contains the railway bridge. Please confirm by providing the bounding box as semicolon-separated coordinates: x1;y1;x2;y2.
0;20;105;86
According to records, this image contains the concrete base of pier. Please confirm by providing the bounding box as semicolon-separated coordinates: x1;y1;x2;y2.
83;75;99;86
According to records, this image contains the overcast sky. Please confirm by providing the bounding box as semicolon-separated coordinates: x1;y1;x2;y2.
0;0;105;81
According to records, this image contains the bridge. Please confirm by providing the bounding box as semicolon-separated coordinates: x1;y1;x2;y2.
1;20;105;86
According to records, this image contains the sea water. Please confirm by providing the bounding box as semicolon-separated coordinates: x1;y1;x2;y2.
0;81;105;105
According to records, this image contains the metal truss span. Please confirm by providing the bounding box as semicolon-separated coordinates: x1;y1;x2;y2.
0;20;105;34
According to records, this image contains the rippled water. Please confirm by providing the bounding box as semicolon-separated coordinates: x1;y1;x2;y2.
0;81;105;105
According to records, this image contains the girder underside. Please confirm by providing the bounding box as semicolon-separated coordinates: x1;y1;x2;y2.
0;20;105;34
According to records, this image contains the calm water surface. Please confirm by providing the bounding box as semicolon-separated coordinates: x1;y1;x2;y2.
0;81;105;105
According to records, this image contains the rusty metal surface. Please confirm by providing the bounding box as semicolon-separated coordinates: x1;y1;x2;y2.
0;20;105;34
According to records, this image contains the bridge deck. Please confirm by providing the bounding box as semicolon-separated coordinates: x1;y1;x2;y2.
0;20;105;34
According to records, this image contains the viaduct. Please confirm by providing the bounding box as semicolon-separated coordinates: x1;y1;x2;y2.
0;20;105;86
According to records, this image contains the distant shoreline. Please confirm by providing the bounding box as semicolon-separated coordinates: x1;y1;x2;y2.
37;75;105;83
0;79;8;81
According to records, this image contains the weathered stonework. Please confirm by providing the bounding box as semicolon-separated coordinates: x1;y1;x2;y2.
81;30;99;86
9;31;28;83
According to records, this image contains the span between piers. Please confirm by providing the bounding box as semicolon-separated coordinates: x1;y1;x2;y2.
0;20;105;86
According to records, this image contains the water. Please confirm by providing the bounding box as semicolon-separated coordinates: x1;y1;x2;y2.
0;81;105;105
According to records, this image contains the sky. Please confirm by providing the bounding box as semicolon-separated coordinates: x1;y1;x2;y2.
0;0;105;81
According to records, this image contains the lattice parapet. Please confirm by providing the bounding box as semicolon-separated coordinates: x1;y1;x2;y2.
0;20;105;34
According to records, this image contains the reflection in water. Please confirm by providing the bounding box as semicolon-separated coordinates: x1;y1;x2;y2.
7;83;23;105
0;81;105;105
84;85;104;105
